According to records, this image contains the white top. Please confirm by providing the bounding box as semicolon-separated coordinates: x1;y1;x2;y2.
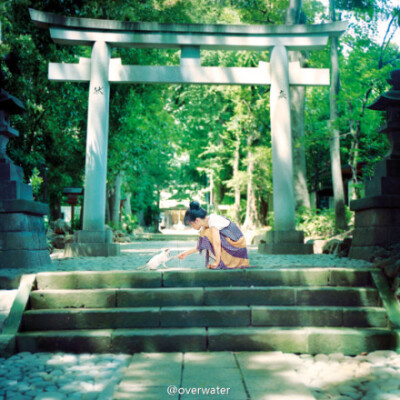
207;214;230;231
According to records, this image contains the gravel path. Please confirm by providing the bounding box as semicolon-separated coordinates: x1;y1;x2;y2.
0;241;372;279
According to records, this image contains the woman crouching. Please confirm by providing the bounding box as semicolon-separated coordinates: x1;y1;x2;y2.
178;201;249;269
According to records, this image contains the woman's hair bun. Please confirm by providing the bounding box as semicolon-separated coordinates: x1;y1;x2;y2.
184;200;207;224
189;201;200;210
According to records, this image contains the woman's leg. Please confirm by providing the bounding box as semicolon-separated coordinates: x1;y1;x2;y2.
201;228;249;269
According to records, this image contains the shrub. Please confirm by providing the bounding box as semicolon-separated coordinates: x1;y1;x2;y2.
295;207;336;238
121;212;139;233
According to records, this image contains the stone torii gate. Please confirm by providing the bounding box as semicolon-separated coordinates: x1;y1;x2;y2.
30;9;347;256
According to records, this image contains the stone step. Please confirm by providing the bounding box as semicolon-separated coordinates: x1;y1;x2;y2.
209;327;397;355
34;268;376;290
29;286;381;309
251;305;388;328
21;306;388;331
16;326;397;355
17;328;207;354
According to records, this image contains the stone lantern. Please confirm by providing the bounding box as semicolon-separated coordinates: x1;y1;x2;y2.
368;69;400;159
349;69;400;260
0;87;51;270
0;90;24;161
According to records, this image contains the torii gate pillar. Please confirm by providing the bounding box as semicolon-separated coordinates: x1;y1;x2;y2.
67;41;120;257
259;44;313;254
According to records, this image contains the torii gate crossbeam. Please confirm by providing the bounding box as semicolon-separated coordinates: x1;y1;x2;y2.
30;8;347;256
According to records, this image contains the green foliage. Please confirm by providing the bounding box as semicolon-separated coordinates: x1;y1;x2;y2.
267;211;275;229
224;198;248;223
295;207;337;238
71;216;82;231
121;212;139;234
252;146;273;199
295;206;354;238
29;167;43;200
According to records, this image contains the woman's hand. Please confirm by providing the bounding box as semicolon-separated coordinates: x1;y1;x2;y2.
207;261;219;269
178;247;199;260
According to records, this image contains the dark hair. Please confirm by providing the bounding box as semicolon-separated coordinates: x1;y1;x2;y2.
184;201;207;225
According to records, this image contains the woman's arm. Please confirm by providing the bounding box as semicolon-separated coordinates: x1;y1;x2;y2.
178;247;199;260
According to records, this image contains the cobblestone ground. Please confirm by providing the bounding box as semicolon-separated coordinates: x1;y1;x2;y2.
1;241;372;279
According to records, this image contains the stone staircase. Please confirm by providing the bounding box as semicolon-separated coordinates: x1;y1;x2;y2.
14;268;400;355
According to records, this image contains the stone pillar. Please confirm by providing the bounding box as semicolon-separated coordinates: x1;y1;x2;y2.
84;41;111;231
259;45;312;254
270;45;295;231
0;89;51;269
349;69;400;260
66;41;119;256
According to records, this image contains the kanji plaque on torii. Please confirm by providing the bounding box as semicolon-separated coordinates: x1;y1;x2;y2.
30;9;347;256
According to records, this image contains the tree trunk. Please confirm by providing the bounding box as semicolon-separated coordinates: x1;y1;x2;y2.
291;83;311;209
346;80;374;201
349;126;360;200
329;0;348;231
109;172;122;225
154;185;161;232
259;195;269;225
138;209;145;226
285;0;311;210
124;191;132;215
233;133;241;223
105;195;110;224
285;0;303;24
209;171;215;211
329;34;348;230
243;136;260;229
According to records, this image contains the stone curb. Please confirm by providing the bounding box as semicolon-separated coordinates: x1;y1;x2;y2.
371;270;400;329
0;274;35;356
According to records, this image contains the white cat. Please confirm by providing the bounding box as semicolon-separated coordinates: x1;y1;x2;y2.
137;248;172;270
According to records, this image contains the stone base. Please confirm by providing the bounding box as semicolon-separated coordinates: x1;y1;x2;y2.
350;195;400;212
65;243;120;257
350;194;400;260
353;207;400;227
74;230;113;244
258;230;314;255
352;226;400;247
349;246;384;261
0;200;51;269
258;242;314;255
64;229;120;257
0;249;51;269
